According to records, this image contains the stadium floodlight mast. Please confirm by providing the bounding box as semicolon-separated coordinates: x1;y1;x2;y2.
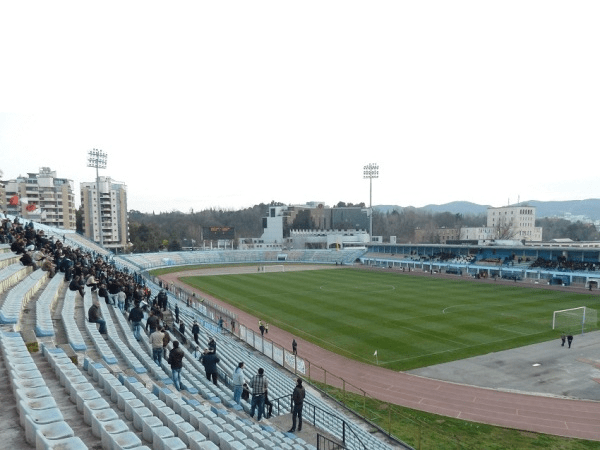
87;148;107;246
363;163;379;241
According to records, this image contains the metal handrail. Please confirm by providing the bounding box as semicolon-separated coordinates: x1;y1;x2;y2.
317;433;346;450
270;394;368;450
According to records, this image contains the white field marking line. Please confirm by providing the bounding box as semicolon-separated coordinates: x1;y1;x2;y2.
380;330;549;365
442;305;470;314
319;284;396;293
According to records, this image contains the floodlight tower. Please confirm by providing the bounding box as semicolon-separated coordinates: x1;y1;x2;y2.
363;163;379;241
87;148;107;246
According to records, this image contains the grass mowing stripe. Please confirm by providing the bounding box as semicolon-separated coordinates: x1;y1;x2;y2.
182;268;599;371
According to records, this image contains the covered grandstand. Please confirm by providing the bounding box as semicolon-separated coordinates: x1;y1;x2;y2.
361;242;600;287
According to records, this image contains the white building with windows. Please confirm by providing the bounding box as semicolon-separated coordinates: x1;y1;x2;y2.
80;177;130;252
458;205;543;243
486;205;542;241
1;167;76;229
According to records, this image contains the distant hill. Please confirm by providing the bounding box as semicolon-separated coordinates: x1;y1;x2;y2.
419;201;490;216
375;199;600;221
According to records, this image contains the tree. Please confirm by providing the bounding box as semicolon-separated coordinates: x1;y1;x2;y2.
76;205;84;233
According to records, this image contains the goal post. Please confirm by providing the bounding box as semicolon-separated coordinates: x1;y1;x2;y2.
552;307;598;335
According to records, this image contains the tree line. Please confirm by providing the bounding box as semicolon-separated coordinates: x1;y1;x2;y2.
120;203;600;252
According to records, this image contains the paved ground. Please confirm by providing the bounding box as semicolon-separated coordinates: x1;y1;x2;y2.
161;265;600;442
409;330;600;401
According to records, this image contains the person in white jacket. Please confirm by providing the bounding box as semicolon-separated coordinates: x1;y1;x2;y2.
233;362;245;405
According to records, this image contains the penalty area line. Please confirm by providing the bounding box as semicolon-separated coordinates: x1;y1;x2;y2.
442;305;469;314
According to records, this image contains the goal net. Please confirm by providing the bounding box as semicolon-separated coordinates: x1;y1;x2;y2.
258;265;285;273
552;307;598;334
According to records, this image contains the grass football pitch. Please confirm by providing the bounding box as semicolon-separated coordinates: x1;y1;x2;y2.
180;268;600;371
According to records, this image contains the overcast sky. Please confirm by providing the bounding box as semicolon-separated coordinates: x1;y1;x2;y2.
1;1;599;213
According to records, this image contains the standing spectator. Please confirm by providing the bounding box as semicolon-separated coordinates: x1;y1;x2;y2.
199;348;220;386
88;298;107;335
233;362;245;405
192;321;200;346
162;327;171;359
117;288;126;312
146;310;159;335
264;389;273;419
128;301;144;341
179;320;187;345
265;323;269;334
108;278;120;305
208;337;216;353
231;318;235;334
249;368;268;421
292;339;297;355
288;378;305;432
98;283;110;305
259;320;265;336
218;316;224;332
567;334;574;348
150;327;165;366
175;304;180;323
168;341;185;391
157;289;168;311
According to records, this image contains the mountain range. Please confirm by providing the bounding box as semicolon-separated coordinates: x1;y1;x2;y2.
375;199;600;221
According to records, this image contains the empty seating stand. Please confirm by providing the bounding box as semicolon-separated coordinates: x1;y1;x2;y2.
1;331;87;449
62;288;87;352
0;267;46;325
35;274;64;337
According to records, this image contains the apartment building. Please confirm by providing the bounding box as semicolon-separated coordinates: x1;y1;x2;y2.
1;167;76;229
80;176;130;252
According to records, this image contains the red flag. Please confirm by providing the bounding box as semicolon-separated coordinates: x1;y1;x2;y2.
9;195;19;206
25;204;36;212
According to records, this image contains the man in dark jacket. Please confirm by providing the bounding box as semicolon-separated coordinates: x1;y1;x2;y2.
108;278;120;305
179;320;186;345
208;337;216;353
288;378;306;432
88;298;107;334
98;283;110;305
69;275;85;297
156;289;168;311
145;310;160;335
199;348;220;386
128;301;144;341
168;340;185;391
192;321;200;346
